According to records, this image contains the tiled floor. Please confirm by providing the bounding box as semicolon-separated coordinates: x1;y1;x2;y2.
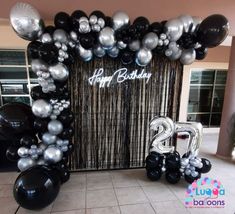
0;133;235;214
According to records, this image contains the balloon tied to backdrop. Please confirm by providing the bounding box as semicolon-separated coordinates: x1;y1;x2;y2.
2;1;227;210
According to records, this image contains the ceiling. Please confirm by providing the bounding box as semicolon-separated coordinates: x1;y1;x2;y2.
1;0;235;35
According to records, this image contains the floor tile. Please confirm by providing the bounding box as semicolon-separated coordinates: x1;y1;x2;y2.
87;173;113;190
166;179;189;199
0;172;18;185
115;186;148;205
0;196;19;214
86;206;120;214
52;191;85;212
86;189;118;208
61;173;86;192
142;183;178;202
120;203;155;214
51;209;85;214
0;184;13;197
17;204;52;213
111;171;140;188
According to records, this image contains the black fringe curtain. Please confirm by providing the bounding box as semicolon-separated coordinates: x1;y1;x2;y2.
68;55;183;171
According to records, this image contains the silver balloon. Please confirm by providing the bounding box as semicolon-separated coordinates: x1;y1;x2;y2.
37;158;47;166
49;63;69;82
165;49;173;57
165;18;184;41
32;99;52;118
181;158;189;167
178;15;194;33
191;16;202;33
79;17;89;23
79;21;91;33
191;170;199;178
185;169;191;176
70;31;78;41
17;147;29;158
17;157;35;171
160;33;167;40
107;46;119;58
38;143;47;151
10;2;44;41
42;132;57;145
117;41;127;49
98;18;105;28
31;59;48;73
168;48;182;60
99;27;116;50
43;146;63;163
142;32;158;50
40;33;52;43
48;120;63;135
129;40;140;51
180;48;196;65
89;15;98;25
92;24;101;32
77;45;93;61
112;11;129;31
136;48;152;66
53;29;68;44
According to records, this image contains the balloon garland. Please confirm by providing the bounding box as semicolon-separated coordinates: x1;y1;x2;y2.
7;2;228;210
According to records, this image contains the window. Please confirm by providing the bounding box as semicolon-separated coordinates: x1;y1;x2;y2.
187;69;227;127
0;49;37;106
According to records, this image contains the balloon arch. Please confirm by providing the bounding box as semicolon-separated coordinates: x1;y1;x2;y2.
0;2;229;210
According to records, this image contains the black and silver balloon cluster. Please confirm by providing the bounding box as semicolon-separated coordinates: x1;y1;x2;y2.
146;151;212;184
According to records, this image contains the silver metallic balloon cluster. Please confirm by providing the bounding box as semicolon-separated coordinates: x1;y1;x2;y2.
50;99;70;119
89;15;105;32
180;156;203;178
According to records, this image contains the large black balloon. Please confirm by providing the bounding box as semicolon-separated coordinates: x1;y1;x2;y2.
31;86;49;100
199;158;212;173
13;166;61;210
165;170;181;184
133;17;150;34
149;22;164;35
54;12;71;32
58;110;74;127
145;152;164;169
6;146;20;162
195;47;208;60
165;153;181;170
197;14;229;48
38;43;58;65
0;103;35;136
27;41;42;59
20;135;38;147
80;33;95;49
146;167;162;181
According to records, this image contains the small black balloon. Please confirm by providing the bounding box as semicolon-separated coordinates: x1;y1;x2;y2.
20;135;38;147
145;152;164;169
120;51;134;65
199;158;212;173
195;47;208;60
165;170;181;184
149;22;163;35
27;41;42;59
80;33;95;49
13;166;61;210
165;153;181;170
71;10;87;29
58;110;74;127
58;168;70;183
63;143;74;156
90;10;105;20
31;86;49;100
54;12;71;32
184;172;201;184
146;167;162;181
44;25;56;35
197;14;229;48
133;16;150;34
34;118;49;133
105;16;112;27
6;146;20;162
38;43;58;64
59;127;74;139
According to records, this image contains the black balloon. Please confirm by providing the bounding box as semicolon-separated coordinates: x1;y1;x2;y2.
54;12;71;32
146;167;162;181
149;22;163;35
165;153;181;170
133;17;149;34
177;33;196;49
59;127;74;139
71;10;87;29
20;135;38;147
90;10;105;20
0;103;35;136
58;168;70;183
27;41;42;59
199;158;212;173
105;16;112;28
146;152;164;169
38;43;58;64
197;14;229;48
195;47;208;60
31;86;49;100
34;118;49;133
185;172;201;184
165;170;181;184
6;146;20;162
58;110;74;127
63;143;74;156
80;33;95;49
44;25;56;35
13;166;61;210
120;51;134;65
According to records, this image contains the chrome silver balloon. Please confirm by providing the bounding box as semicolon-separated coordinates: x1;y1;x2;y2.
70;31;78;41
180;48;196;65
180;158;189;167
79;16;89;23
178;15;194;33
61;145;68;152
89;15;98;25
43;146;63;163
107;46;119;58
17;157;35;171
37;158;47;166
49;63;69;82
160;33;167;40
92;24;101;32
129;40;140;51
93;44;106;57
17;147;29;158
50;114;57;120
163;39;169;46
77;45;93;61
158;39;163;46
185;168;191;176
169;48;182;60
56;139;64;146
191;170;199;178
61;44;68;51
99;27;116;50
117;41;127;49
112;11;129;30
165;18;184;41
41;72;50;79
42;132;57;145
165;49;173;57
10;2;44;41
53;29;68;44
48;120;63;135
32;99;52;118
98;18;105;28
136;48;152;66
191;16;202;33
55;41;62;48
31;59;48;73
40;33;52;43
79;21;91;33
